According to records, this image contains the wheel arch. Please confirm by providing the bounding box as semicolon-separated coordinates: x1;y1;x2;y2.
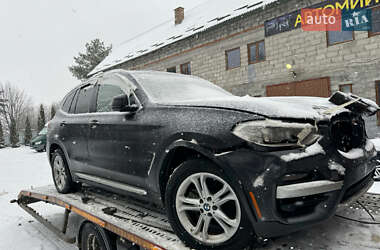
158;140;260;232
48;142;77;183
48;142;71;168
158;140;234;206
48;143;61;163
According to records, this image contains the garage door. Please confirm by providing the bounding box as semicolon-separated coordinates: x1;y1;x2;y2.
266;77;331;97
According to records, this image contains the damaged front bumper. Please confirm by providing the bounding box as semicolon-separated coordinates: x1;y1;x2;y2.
217;139;377;238
276;180;344;199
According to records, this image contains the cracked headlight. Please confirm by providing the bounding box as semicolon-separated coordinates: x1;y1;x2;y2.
232;119;320;148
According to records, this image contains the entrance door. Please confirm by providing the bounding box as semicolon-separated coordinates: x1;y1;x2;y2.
375;81;380;125
266;77;331;97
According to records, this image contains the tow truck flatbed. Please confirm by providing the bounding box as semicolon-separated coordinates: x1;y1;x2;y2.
14;185;380;250
15;185;188;250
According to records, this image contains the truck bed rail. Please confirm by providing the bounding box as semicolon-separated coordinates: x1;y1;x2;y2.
16;185;188;250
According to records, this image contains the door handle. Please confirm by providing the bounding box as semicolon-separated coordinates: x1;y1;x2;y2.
60;121;67;127
90;120;99;128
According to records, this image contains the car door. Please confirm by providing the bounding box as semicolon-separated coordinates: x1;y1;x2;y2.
57;89;78;165
67;83;96;174
86;74;155;191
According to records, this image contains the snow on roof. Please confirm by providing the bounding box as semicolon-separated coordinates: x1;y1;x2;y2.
89;0;278;76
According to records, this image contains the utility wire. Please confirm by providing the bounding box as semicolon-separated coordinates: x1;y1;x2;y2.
357;200;376;221
334;200;380;225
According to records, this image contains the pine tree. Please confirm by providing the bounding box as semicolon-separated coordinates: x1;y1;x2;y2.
10;118;19;147
0;121;5;148
24;117;32;145
50;105;56;120
69;39;112;80
37;104;46;131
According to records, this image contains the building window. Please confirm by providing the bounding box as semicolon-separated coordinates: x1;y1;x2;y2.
248;41;265;64
226;47;241;70
327;31;354;46
339;84;352;93
167;66;176;73
376;81;380;125
180;62;191;75
369;6;380;37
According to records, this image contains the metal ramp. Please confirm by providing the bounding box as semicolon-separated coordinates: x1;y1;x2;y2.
15;185;188;250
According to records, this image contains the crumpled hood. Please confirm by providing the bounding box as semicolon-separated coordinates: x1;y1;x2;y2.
163;96;339;120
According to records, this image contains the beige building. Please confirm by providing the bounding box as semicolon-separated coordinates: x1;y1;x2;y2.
91;0;380;136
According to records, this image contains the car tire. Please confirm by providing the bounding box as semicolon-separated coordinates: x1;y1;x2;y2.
165;159;255;250
51;149;80;193
374;166;380;181
80;222;116;250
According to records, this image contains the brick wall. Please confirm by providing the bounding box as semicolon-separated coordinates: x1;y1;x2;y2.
109;0;380;137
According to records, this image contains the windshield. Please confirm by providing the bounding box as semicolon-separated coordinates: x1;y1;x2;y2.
39;127;47;135
132;72;233;103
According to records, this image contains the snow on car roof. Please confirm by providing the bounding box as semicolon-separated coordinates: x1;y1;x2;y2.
89;0;278;76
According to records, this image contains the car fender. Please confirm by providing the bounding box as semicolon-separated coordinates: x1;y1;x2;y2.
154;138;260;229
157;137;239;182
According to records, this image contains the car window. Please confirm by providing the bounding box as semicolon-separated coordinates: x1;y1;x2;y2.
96;84;125;112
96;75;137;112
131;72;232;103
75;85;94;114
69;89;80;114
61;90;76;113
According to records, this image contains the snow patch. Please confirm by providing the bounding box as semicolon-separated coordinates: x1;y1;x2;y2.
253;174;265;188
338;148;364;160
90;0;278;75
365;139;374;152
328;160;345;176
214;151;233;157
147;152;156;176
368;182;380;194
190;139;198;145
370;138;380;151
280;142;325;162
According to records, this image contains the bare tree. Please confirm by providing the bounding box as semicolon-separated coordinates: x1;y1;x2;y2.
0;82;31;146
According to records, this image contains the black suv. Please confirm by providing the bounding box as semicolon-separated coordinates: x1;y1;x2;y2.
47;69;377;250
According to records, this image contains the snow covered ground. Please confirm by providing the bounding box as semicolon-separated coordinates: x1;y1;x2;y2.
0;147;379;250
0;147;76;250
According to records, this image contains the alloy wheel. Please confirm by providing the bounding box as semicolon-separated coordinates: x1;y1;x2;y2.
374;165;380;181
53;155;67;191
86;233;100;250
175;172;241;245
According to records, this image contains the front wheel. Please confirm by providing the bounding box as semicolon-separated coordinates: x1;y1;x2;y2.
374;166;380;181
165;159;255;250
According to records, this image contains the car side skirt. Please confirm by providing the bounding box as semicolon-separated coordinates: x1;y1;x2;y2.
75;173;147;196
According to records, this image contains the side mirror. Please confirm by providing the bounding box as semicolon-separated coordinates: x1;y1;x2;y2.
111;94;139;113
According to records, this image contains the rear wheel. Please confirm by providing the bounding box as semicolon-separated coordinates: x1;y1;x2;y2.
165;159;254;250
51;149;79;193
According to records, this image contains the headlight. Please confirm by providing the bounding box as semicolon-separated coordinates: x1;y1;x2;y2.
232;119;320;148
35;141;42;145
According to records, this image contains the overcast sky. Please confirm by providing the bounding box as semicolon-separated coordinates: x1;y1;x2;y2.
0;0;206;105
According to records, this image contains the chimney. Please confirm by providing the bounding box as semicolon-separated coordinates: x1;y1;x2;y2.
174;7;184;25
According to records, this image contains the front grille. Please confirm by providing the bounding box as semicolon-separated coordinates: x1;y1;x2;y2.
330;112;365;152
